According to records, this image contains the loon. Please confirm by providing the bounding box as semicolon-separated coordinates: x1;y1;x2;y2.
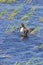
20;23;34;39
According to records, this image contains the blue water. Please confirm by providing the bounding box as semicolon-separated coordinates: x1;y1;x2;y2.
0;0;43;65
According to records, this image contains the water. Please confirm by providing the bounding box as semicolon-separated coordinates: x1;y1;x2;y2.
0;0;43;65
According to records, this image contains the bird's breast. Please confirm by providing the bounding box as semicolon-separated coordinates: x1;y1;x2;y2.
20;27;24;32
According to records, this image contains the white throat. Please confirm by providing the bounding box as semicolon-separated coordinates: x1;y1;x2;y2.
20;27;24;32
